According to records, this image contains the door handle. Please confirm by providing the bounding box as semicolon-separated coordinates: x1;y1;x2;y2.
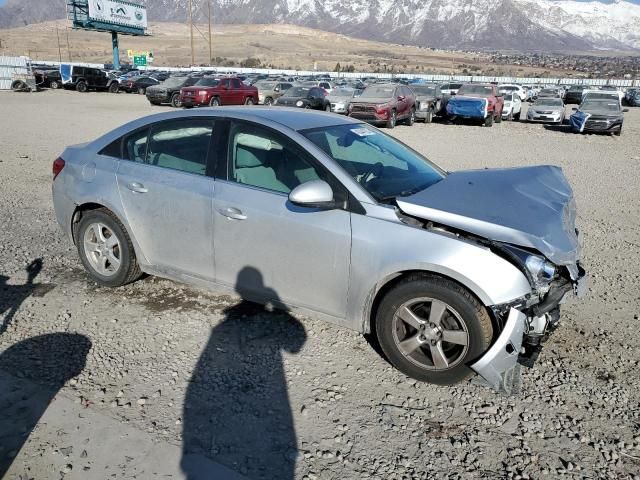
127;182;148;193
217;207;247;221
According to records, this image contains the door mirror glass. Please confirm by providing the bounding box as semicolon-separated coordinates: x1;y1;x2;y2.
289;180;335;208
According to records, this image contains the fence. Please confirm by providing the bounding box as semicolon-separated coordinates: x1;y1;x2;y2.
4;56;640;88
0;56;30;90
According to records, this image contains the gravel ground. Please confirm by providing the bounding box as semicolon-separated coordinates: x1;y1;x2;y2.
1;90;640;480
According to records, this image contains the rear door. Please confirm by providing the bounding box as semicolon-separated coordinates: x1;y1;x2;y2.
231;78;244;104
115;118;217;280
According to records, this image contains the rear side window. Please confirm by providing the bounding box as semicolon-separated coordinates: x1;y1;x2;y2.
231;78;242;88
146;119;214;176
99;138;122;158
123;128;150;163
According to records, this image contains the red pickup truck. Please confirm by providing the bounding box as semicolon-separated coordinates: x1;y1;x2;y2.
445;83;504;127
180;77;258;108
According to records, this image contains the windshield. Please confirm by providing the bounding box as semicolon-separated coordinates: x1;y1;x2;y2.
360;86;395;99
583;92;618;101
503;94;514;101
459;85;493;96
284;87;309;97
331;88;355;97
534;98;563;107
162;77;189;87
195;77;219;87
255;81;276;89
581;100;621;113
300;123;445;202
412;86;436;96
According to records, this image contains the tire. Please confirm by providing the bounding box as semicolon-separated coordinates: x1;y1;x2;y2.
76;81;88;93
76;209;142;288
514;111;521;121
171;93;182;108
484;115;494;127
138;87;145;95
405;108;415;126
325;103;332;112
375;274;493;385
50;80;60;89
506;112;513;121
244;97;255;105
386;110;397;129
209;96;221;107
495;111;502;123
614;128;622;136
264;97;274;106
424;109;433;124
109;82;119;94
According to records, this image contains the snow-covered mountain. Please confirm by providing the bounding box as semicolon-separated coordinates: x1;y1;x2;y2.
1;0;639;52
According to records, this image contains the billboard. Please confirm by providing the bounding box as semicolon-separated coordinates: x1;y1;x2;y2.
87;0;147;30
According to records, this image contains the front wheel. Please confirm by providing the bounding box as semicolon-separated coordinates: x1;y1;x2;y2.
209;96;221;107
171;93;182;108
484;115;494;127
244;97;255;105
76;81;88;93
76;209;142;288
386;110;397;129
50;80;60;89
109;82;119;94
375;274;493;385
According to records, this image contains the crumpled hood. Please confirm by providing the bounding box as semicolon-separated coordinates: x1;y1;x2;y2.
396;165;580;266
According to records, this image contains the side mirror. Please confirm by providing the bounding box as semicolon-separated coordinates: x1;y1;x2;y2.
289;180;336;209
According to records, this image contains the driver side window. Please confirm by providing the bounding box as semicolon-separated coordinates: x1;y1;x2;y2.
228;123;321;194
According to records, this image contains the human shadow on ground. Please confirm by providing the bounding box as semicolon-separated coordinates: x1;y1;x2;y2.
0;259;54;335
181;267;307;480
0;333;91;477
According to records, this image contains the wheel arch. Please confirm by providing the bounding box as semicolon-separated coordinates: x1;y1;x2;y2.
362;269;496;336
70;202;148;267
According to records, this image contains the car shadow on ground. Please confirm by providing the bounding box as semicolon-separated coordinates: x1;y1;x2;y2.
543;124;576;134
181;266;307;480
0;333;91;477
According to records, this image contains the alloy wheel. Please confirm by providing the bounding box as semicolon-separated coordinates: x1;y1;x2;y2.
391;297;469;370
83;222;122;277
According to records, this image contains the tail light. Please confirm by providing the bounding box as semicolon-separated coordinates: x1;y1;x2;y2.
53;157;65;180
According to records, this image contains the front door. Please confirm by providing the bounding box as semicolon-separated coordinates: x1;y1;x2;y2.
115;118;217;280
212;121;352;318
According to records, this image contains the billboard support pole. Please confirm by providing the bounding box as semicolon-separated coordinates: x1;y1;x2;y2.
112;31;120;70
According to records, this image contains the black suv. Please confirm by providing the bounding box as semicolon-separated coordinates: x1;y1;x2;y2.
145;75;199;107
64;66;119;93
565;85;592;104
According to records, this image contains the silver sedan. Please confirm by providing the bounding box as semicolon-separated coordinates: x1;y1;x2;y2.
527;97;566;124
52;107;586;392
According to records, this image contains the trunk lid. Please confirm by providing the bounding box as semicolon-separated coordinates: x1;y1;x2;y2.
395;165;580;266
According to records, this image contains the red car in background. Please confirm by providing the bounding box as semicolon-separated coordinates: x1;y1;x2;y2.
347;83;416;129
180;77;259;108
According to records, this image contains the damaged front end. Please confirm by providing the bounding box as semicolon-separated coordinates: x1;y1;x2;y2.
472;258;587;394
393;165;589;394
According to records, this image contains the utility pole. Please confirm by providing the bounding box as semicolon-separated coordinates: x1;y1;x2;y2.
188;0;195;66
66;26;72;62
207;0;212;65
56;23;63;62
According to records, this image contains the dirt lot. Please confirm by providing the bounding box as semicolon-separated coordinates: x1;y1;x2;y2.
1;90;640;480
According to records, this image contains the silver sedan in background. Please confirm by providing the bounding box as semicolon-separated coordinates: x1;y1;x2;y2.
527;97;566;124
52;108;586;392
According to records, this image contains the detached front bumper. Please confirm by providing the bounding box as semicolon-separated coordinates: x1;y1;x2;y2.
472;268;587;394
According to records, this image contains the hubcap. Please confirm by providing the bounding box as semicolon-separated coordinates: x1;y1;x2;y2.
83;223;122;277
392;297;469;370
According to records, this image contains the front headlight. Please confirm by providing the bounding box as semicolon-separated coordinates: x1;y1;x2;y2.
525;255;556;283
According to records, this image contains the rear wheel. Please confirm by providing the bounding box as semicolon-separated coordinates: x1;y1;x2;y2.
244;97;255;105
76;81;88;93
171;93;182;108
484;115;494;127
375;274;493;385
386;110;397;129
264;97;274;106
76;209;142;288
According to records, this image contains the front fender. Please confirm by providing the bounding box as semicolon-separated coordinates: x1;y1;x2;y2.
347;212;532;333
